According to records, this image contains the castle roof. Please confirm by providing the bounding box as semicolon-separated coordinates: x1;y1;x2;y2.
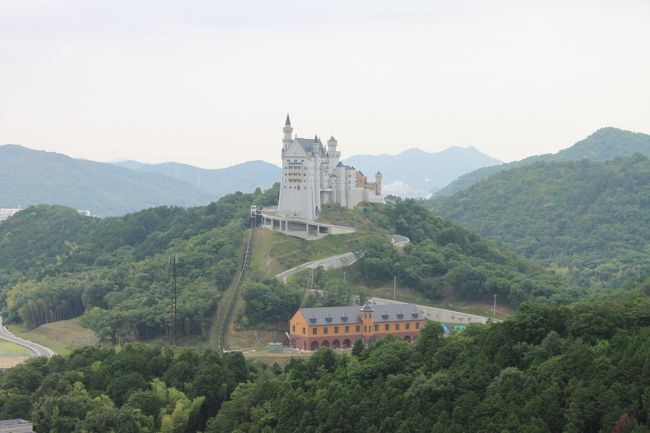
295;137;326;155
299;303;421;325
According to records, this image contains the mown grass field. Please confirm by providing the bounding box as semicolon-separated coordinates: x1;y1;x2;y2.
8;317;98;356
0;339;34;368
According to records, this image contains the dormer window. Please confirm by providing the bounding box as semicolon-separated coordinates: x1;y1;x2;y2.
397;312;404;319
381;313;389;320
341;315;349;322
309;316;317;323
411;312;419;318
325;316;333;323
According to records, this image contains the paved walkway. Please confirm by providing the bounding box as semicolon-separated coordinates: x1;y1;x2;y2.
274;233;409;283
0;317;55;358
274;252;362;283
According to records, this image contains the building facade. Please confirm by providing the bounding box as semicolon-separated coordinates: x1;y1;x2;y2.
289;303;424;351
277;115;383;221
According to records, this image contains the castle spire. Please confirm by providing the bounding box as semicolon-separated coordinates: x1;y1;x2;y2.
283;114;293;149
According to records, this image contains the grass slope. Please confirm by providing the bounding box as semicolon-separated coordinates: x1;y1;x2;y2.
7;318;97;356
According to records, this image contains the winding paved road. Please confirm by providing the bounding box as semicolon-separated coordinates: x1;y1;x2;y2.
274;252;362;283
391;234;410;247
274;234;410;283
0;317;55;358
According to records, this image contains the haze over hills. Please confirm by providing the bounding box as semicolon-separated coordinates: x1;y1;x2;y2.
430;154;650;289
437;127;650;196
344;146;501;198
115;159;281;199
0;145;217;216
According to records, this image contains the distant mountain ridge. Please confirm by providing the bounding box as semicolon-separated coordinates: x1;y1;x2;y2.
437;127;650;196
115;159;280;199
0;144;217;216
343;146;501;198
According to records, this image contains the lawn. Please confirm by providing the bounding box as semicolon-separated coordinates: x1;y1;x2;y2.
0;339;34;368
8;317;98;356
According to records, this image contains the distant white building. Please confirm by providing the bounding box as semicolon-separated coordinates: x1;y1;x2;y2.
0;208;21;222
277;115;383;221
0;419;35;433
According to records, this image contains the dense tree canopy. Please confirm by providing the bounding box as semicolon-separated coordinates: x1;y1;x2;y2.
0;186;278;342
205;298;650;433
430;155;650;289
360;198;569;305
0;344;250;433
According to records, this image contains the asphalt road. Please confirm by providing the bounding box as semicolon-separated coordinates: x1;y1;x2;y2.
274;234;409;283
274;252;362;283
0;317;56;358
391;234;410;247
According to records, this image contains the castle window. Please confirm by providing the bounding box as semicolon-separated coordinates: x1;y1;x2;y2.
415;322;420;329
345;326;350;333
405;323;410;330
323;327;328;335
395;324;400;331
356;325;360;332
334;326;339;334
302;327;306;335
385;324;389;331
313;327;318;334
292;325;295;333
374;324;378;331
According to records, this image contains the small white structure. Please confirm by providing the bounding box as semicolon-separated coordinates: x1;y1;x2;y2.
277;115;383;221
0;419;35;433
0;208;21;222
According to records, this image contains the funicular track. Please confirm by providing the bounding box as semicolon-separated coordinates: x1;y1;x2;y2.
218;219;255;352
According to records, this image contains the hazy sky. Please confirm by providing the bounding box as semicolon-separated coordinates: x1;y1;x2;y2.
2;0;649;168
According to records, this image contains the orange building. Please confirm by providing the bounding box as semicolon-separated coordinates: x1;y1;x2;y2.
288;303;424;351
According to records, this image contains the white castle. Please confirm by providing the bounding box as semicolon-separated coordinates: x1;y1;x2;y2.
277;115;383;221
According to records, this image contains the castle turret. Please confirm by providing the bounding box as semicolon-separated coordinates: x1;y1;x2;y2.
283;114;293;149
327;136;337;152
375;171;382;195
360;302;375;342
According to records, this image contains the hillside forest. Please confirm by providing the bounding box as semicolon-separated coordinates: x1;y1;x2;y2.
3;300;650;432
430;155;650;289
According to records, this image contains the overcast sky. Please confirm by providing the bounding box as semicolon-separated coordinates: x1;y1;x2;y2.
1;0;649;169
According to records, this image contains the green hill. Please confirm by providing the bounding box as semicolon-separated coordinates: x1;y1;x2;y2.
357;199;569;305
241;200;569;332
0;145;216;216
437;127;650;196
0;186;279;342
430;155;650;288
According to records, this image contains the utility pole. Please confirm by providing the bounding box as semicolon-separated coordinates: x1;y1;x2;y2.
493;294;497;320
170;255;178;346
393;275;397;300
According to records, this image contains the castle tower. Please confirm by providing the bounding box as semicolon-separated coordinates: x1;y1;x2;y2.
283;114;293;150
327;136;337;152
375;171;383;195
360;302;375;342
